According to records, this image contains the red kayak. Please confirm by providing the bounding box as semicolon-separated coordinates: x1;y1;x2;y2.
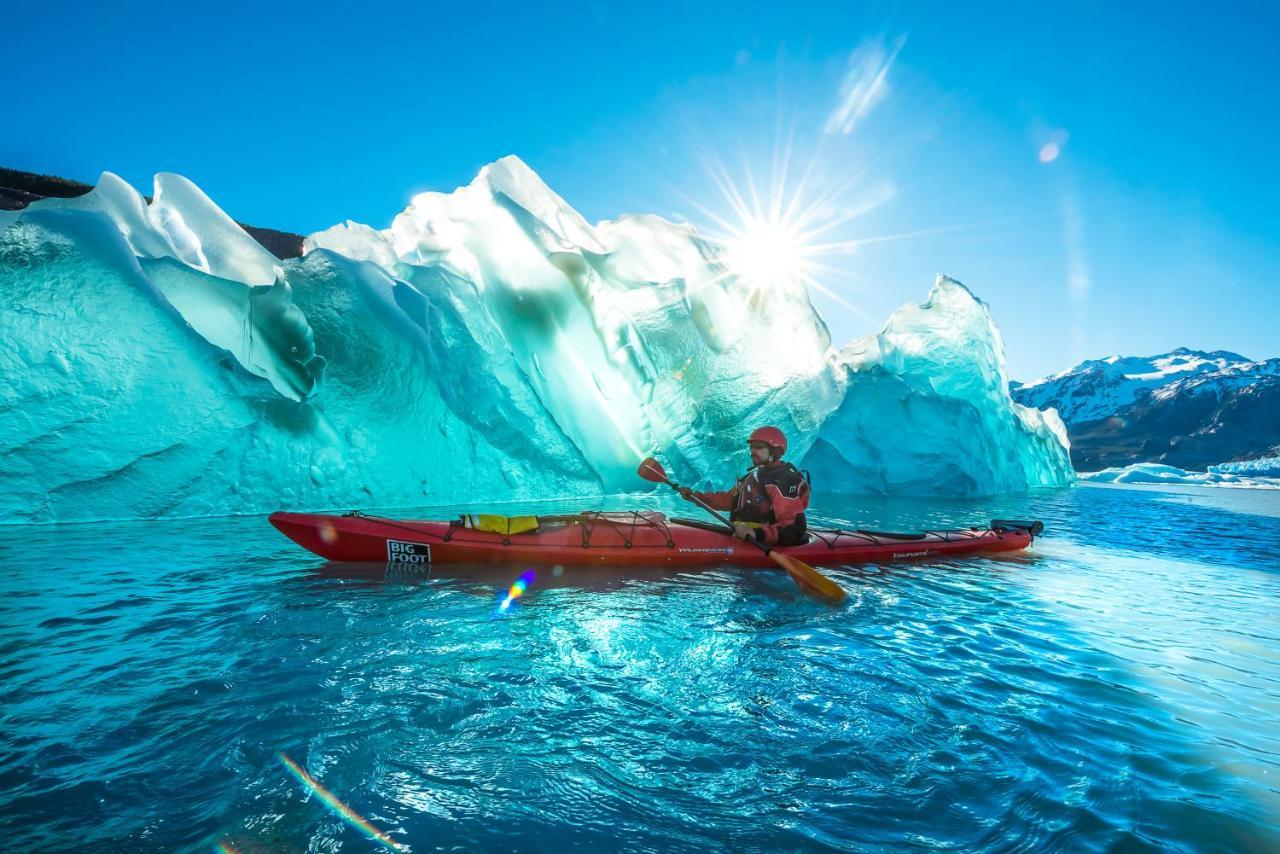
269;511;1041;569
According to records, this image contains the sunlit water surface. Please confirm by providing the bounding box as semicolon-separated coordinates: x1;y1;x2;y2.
2;483;1277;852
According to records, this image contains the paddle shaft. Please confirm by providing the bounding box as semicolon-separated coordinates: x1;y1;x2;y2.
637;455;845;603
663;479;778;557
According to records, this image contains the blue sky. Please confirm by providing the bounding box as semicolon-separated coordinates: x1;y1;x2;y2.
6;1;1278;380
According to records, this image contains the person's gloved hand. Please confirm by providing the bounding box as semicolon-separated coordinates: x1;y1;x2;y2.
731;522;755;540
678;487;693;501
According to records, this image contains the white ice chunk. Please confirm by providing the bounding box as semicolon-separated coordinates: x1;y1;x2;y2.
0;171;278;286
0;173;320;402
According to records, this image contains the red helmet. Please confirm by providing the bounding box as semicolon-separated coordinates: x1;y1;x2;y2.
747;426;787;456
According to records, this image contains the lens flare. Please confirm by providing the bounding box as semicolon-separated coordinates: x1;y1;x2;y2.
498;569;537;612
278;752;402;851
318;521;339;545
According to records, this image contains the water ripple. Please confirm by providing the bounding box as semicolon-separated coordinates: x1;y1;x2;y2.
2;487;1279;851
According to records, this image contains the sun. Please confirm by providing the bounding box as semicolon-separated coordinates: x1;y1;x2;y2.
676;135;889;322
724;219;807;289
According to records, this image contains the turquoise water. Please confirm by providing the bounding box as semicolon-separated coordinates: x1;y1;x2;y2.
2;483;1278;851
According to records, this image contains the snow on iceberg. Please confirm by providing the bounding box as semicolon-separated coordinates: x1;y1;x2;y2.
0;157;1074;523
1080;463;1280;490
0;171;280;286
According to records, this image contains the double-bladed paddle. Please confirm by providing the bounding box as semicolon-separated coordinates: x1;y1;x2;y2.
637;457;846;603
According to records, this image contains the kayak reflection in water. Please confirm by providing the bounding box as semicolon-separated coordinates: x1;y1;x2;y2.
678;426;811;546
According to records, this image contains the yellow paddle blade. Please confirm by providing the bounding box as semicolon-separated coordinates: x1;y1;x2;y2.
770;551;847;603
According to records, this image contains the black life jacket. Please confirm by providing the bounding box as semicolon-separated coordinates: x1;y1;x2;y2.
729;461;808;527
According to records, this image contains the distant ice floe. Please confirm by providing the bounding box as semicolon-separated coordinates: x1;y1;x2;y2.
1080;462;1280;490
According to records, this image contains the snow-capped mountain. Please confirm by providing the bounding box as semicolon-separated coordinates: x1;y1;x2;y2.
1012;349;1280;471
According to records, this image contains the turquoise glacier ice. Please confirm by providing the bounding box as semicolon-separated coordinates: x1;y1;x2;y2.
0;157;1073;523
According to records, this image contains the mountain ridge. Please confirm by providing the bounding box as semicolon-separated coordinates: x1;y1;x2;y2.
1012;348;1280;471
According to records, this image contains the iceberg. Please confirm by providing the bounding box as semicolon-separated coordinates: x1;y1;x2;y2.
0;157;1073;524
808;278;1073;495
1080;463;1280;490
1209;454;1280;479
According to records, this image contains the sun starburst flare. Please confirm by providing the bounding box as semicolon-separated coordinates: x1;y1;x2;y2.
676;133;895;324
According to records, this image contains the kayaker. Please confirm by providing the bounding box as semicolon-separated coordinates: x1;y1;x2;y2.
679;426;810;546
